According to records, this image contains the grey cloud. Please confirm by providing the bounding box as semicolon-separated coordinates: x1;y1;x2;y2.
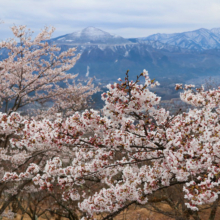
1;0;220;39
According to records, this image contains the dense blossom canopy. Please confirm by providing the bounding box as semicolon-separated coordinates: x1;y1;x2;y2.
2;68;220;219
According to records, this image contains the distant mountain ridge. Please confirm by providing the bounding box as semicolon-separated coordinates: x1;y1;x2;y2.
135;27;220;50
50;26;220;51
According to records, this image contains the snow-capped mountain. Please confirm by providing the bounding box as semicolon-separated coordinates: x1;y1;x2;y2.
49;27;220;88
50;27;132;45
137;28;220;50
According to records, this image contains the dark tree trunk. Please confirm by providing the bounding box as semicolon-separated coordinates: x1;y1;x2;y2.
209;197;220;220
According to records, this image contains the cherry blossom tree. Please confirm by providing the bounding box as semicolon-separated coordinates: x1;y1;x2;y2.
0;25;98;117
2;69;220;219
0;25;98;219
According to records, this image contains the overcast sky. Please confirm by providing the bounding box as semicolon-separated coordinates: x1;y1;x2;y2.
1;0;220;40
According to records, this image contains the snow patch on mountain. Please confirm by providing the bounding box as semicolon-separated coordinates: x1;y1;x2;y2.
124;51;129;57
